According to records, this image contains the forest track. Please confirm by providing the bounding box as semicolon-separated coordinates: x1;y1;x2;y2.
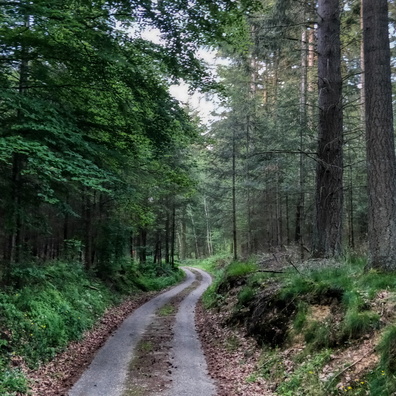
68;267;215;396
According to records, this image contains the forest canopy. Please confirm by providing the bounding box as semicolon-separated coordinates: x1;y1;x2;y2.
1;0;396;278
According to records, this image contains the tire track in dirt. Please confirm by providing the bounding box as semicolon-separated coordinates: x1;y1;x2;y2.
122;273;202;395
68;268;214;396
68;269;197;396
165;268;216;396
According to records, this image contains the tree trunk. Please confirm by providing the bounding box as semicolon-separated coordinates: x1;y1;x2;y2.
179;210;187;260
138;228;147;264
232;126;238;260
313;0;343;258
203;196;213;256
6;11;30;270
296;26;308;259
171;204;176;267
83;193;93;270
363;0;396;270
165;209;170;264
187;205;199;259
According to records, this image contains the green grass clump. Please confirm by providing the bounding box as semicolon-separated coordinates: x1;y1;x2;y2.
237;285;256;306
378;325;396;374
158;304;175;316
201;268;226;309
225;260;258;278
341;290;367;311
276;349;332;396
258;347;285;381
186;254;231;274
357;270;396;299
341;309;380;340
304;321;333;350
362;367;396;395
293;301;309;332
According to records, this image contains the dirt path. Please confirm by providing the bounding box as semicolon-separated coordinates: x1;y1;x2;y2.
68;267;214;396
165;268;216;396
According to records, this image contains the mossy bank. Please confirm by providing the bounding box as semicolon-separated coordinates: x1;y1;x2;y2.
196;254;396;395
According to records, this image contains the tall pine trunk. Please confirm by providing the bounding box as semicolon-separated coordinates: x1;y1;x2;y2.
6;11;31;269
313;0;343;258
363;0;396;270
232;126;238;260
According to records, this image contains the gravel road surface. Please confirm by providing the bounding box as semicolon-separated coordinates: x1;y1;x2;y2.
165;268;216;396
68;267;215;396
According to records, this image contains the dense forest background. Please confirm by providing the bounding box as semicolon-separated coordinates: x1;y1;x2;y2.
0;0;248;280
1;0;396;280
3;1;396;394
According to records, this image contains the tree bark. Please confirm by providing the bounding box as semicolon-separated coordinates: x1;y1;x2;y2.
83;193;93;270
313;0;344;258
171;204;176;267
232;126;238;260
296;26;308;259
165;209;170;264
363;0;396;270
138;228;147;264
203;196;213;256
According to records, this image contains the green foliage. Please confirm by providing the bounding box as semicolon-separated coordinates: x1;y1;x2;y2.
0;260;182;394
258;347;285;381
304;321;333;350
157;304;175;316
225;261;258;278
201;268;226;309
258;348;332;396
0;359;28;396
186;254;232;274
1;262;117;366
378;326;396;374
237;285;256;306
137;266;185;291
363;367;396;396
292;301;309;332
275;350;332;396
341;309;380;340
190;255;232;308
357;270;396;299
341;290;367;311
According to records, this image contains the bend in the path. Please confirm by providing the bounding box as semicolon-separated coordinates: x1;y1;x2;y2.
164;267;216;396
68;268;196;396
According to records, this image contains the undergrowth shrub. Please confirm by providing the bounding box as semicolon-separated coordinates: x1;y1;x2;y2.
185;254;231;273
341;309;380;340
304;321;333;349
378;325;396;373
275;349;332;396
237;285;256;306
292;301;309;332
0;358;28;396
138;265;184;290
226;261;257;278
201;267;226;308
